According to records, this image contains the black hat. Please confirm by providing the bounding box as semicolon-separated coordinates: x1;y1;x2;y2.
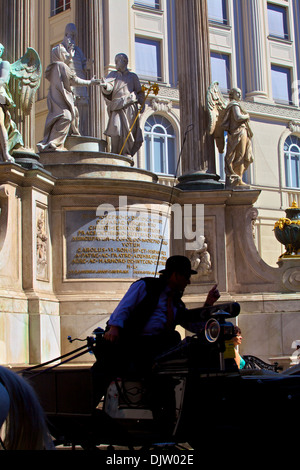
159;255;197;276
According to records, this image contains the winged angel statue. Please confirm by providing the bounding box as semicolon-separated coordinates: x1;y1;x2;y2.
206;81;253;187
0;44;41;163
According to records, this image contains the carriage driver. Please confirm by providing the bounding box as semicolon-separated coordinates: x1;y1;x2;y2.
92;255;220;407
104;255;219;351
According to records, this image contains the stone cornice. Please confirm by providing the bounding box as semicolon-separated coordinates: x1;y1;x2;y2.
232;100;300;121
142;83;300;121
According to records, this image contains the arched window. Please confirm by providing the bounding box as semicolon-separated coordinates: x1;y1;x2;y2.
144;115;176;175
284;135;300;188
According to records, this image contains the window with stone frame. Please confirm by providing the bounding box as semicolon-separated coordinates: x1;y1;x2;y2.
135;37;162;81
144;115;176;175
210;52;231;93
267;3;289;40
51;0;70;16
134;0;160;10
284;134;300;188
271;64;292;105
207;0;228;25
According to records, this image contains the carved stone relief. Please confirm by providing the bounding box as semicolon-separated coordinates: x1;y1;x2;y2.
36;206;48;281
288;121;300;134
281;265;300;292
150;98;172;113
187;235;212;276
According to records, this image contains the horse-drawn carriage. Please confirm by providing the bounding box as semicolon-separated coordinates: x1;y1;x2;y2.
8;301;297;451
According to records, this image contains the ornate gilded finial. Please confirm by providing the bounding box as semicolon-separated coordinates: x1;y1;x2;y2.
291;201;298;208
119;82;160;155
141;81;160;96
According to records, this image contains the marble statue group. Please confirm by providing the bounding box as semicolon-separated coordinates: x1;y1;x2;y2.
37;25;145;157
0;23;254;187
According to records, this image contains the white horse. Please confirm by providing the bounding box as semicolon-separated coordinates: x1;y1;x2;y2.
0;366;54;450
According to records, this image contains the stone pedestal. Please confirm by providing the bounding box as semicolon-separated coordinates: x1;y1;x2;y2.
12;149;44;171
0;163;59;365
65;136;108;153
39;136;156;182
41;139;171;357
176;171;224;190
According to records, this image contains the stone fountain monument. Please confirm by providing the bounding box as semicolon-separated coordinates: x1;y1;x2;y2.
0;1;299;369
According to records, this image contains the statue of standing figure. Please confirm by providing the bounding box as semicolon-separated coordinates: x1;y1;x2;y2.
206;82;253;187
222;88;253;186
37;44;100;152
62;23;90;135
100;53;145;157
0;43;41;162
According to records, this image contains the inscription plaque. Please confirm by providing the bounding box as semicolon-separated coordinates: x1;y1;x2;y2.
66;209;169;279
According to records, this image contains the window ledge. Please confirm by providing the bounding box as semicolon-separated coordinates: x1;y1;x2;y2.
140;78;168;86
49;8;71;21
139;76;163;82
267;35;292;45
273;100;297;108
132;4;163;15
209;21;231;31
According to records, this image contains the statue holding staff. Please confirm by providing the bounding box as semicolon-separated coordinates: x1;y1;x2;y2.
100;53;145;157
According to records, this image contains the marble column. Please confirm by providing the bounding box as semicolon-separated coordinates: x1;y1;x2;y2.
175;0;223;189
240;0;269;102
75;0;106;139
